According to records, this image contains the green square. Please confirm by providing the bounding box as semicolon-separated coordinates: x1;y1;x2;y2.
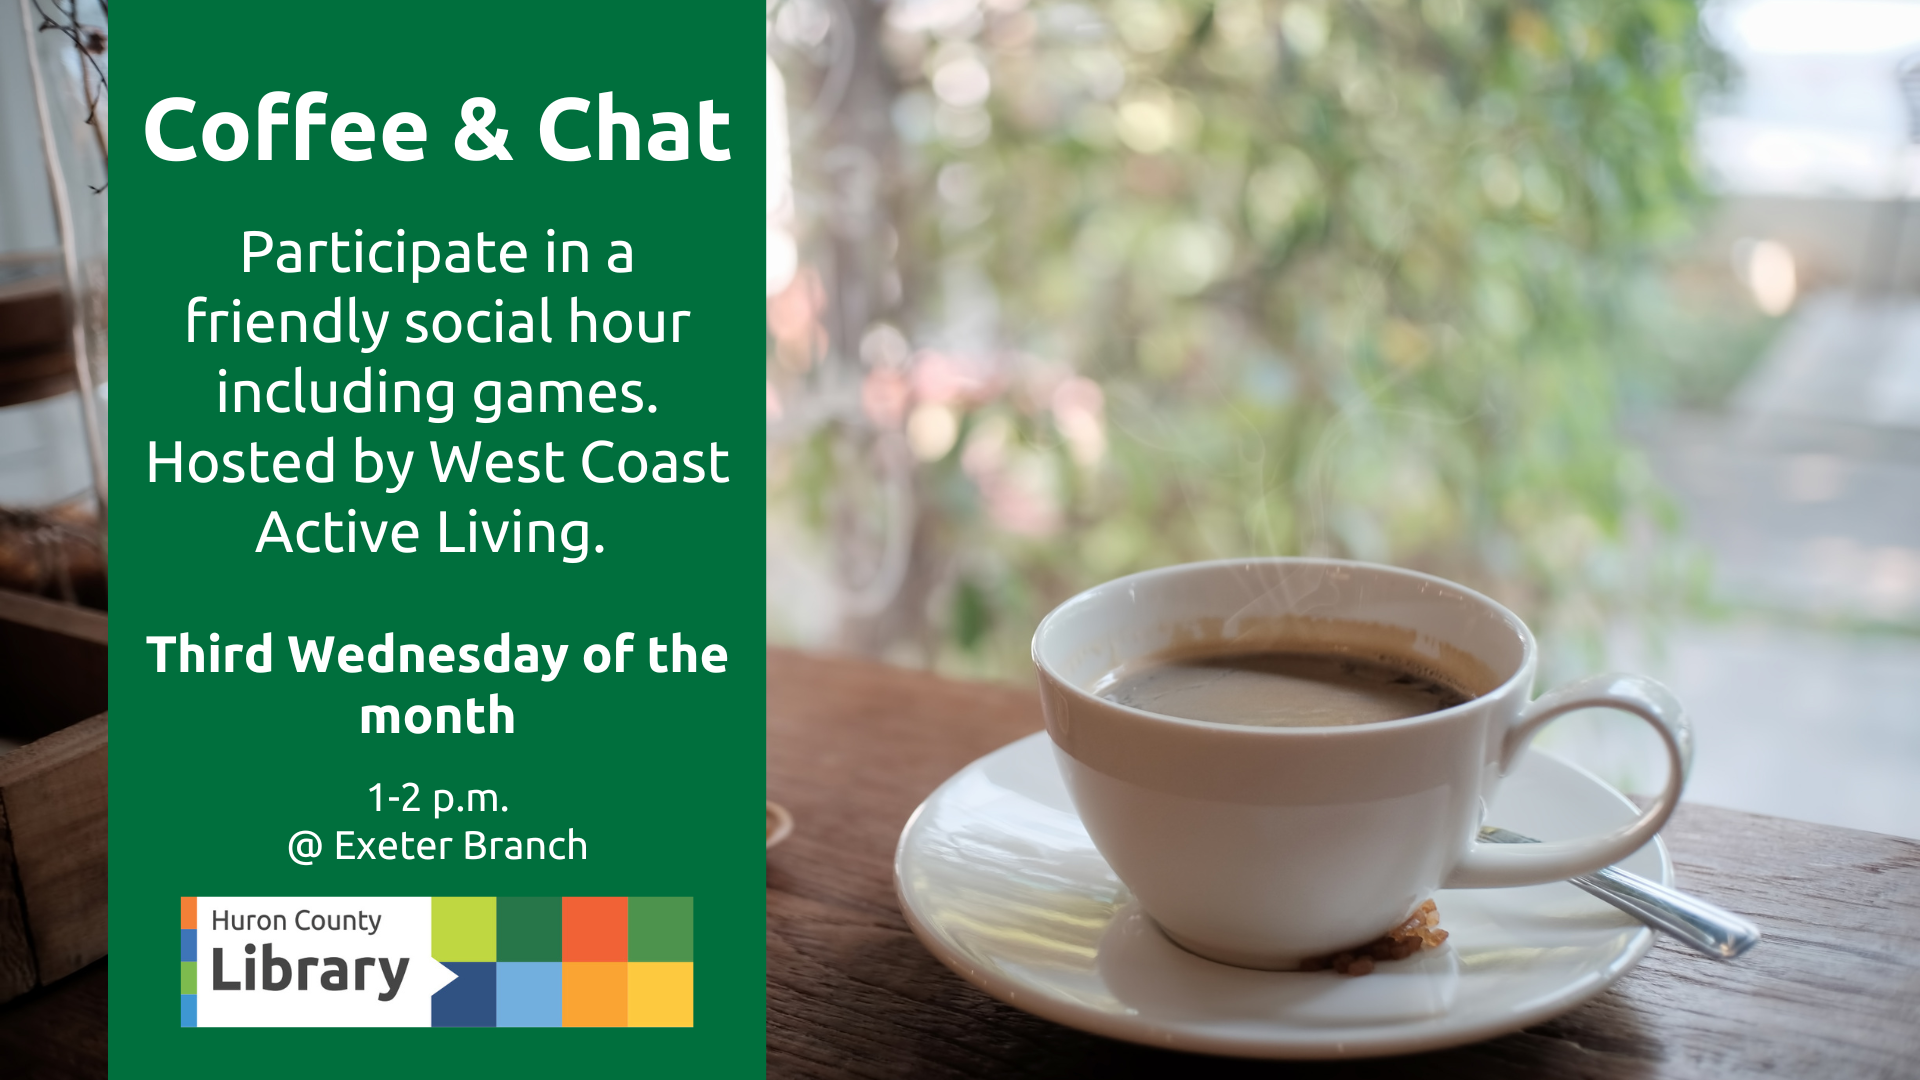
627;897;693;961
432;896;497;962
180;961;195;995
495;896;562;961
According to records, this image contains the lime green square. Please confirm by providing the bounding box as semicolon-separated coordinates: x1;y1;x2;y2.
432;896;497;962
627;897;692;961
180;961;195;995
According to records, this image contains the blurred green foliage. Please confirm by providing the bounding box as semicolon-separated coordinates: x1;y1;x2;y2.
769;0;1728;679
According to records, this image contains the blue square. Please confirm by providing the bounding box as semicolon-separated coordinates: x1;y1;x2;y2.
431;961;496;1027
496;961;562;1028
180;994;196;1028
180;929;196;962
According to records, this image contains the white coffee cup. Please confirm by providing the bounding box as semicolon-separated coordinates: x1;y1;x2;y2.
1031;558;1690;970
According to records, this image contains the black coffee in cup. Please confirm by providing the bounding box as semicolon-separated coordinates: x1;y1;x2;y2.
1094;631;1483;728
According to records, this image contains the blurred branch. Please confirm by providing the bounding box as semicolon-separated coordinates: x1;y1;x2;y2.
29;0;108;191
770;0;1726;676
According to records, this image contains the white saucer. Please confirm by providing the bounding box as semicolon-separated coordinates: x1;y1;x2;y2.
894;732;1671;1060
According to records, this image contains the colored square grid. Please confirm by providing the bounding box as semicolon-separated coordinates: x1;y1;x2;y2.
562;897;626;961
627;962;692;1027
433;896;497;962
627;897;692;961
497;896;561;961
496;961;562;1027
169;895;688;1030
432;961;497;1027
561;962;626;1027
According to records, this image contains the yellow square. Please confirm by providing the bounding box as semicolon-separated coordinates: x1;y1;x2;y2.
627;962;692;1027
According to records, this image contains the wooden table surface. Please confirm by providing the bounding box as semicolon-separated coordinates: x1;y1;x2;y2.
767;648;1920;1079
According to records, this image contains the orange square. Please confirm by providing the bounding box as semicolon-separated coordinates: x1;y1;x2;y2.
562;962;627;1027
627;962;693;1027
180;896;196;930
563;896;627;961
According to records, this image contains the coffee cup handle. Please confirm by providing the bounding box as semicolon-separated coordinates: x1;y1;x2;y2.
1445;673;1692;889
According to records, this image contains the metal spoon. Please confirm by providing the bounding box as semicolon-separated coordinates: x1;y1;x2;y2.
1479;826;1761;960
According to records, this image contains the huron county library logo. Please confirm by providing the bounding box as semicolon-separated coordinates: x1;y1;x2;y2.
180;896;693;1027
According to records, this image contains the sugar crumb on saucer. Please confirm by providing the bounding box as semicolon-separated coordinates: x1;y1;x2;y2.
1300;899;1449;976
